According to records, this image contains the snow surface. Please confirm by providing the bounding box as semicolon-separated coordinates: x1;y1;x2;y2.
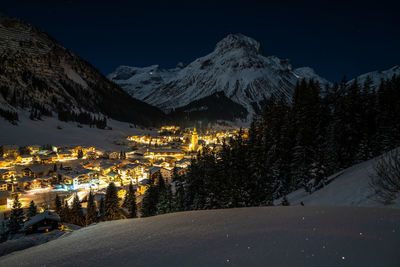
347;65;400;88
276;152;400;208
0;112;156;151
0;206;399;266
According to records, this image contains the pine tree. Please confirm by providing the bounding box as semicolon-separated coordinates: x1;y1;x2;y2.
172;167;185;211
123;182;137;218
98;196;105;221
77;149;84;159
104;182;122;220
71;194;84;226
61;200;71;222
141;174;161;217
86;191;97;225
9;195;24;234
157;183;174;215
54;194;62;215
26;200;37;220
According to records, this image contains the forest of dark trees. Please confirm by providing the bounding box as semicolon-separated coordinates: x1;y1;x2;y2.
141;74;400;215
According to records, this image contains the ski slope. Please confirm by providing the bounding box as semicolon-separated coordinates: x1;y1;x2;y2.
0;206;399;266
0;113;156;151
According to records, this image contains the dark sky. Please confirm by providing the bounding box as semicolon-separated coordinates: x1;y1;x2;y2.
2;0;399;82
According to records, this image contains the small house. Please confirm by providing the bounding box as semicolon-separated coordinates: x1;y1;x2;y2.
24;211;60;234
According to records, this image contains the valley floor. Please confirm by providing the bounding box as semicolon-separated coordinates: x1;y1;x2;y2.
0;206;399;267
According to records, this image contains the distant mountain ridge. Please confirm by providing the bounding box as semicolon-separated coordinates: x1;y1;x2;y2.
0;16;166;127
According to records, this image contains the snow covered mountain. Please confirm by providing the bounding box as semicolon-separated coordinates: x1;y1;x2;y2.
109;34;330;121
0;16;166;127
348;65;400;87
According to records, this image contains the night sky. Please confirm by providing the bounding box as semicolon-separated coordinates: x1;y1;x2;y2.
1;0;399;82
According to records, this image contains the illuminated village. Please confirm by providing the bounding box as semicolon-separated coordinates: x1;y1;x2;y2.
0;127;246;213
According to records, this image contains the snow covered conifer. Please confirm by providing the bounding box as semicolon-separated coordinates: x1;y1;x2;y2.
104;182;123;220
9;195;24;234
26;200;37;220
86;191;97;225
54;194;62;215
123;182;137;218
71;194;84;226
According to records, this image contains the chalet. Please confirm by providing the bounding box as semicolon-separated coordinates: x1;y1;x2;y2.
86;151;97;160
0;191;11;211
36;154;56;164
144;148;185;161
106;170;119;180
147;166;162;179
136;158;151;166
164;156;177;164
27;145;41;154
17;176;41;190
0;181;8;191
1;145;19;158
19;155;34;164
137;179;150;195
108;152;120;159
24;211;60;234
22;165;50;178
0;157;11;168
0;169;15;180
57;151;75;160
99;162;116;175
175;158;191;168
153;160;166;167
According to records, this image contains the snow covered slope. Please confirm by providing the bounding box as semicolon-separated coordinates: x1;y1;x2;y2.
109;34;330;120
348;65;400;88
1;207;399;266
0;112;156;151
279;151;400;208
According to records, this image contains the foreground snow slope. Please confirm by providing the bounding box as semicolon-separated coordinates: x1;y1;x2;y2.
280;152;400;208
1;207;399;267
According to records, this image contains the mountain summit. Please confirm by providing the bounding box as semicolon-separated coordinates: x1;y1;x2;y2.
214;33;265;56
109;33;329;122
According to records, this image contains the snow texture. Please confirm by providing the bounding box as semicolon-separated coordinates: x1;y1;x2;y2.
347;65;400;88
0;111;155;151
0;206;399;266
277;152;400;208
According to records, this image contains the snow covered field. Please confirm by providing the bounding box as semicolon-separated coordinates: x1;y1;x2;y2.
0;206;399;266
276;153;400;208
0;113;156;151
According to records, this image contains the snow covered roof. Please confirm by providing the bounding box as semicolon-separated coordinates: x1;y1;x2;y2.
24;211;60;229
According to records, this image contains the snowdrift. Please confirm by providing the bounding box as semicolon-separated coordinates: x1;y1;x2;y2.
0;206;399;266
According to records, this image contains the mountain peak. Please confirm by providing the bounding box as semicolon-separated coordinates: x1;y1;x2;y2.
215;34;265;55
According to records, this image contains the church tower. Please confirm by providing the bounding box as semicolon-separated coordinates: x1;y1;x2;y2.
191;127;198;151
